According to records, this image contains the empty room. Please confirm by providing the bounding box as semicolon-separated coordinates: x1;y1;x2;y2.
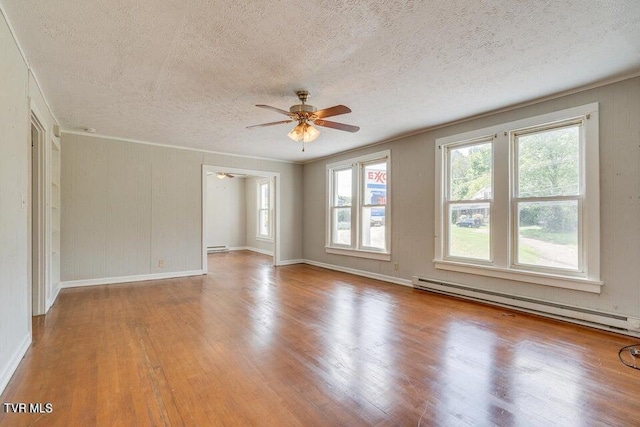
1;1;640;425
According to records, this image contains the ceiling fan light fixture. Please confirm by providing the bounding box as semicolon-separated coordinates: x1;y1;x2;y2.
303;124;320;142
287;123;304;142
288;121;319;143
216;172;227;179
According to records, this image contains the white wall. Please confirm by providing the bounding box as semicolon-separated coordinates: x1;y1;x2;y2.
0;9;59;394
303;76;640;320
61;133;303;283
0;9;30;396
245;177;274;255
206;174;246;248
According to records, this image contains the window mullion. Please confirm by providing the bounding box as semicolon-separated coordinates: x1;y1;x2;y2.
354;163;360;250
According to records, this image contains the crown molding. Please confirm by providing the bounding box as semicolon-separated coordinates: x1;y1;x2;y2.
61;130;302;164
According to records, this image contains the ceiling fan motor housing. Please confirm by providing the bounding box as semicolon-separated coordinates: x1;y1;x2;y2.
289;104;317;115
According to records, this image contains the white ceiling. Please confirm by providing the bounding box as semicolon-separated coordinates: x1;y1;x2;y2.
3;0;640;162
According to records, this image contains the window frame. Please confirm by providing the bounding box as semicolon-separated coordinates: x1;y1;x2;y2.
443;136;495;264
434;103;601;293
329;166;353;249
256;178;273;241
510;119;585;276
326;150;391;261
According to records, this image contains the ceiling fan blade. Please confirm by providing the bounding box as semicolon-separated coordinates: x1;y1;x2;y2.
246;120;293;129
314;105;351;119
227;174;235;178
314;119;360;133
256;104;292;116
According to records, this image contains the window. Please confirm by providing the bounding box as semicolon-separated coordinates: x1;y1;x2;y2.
435;104;601;293
446;138;493;261
513;121;581;272
327;150;390;260
257;179;273;240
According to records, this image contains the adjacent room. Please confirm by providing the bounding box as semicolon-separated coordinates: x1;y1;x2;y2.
1;1;639;425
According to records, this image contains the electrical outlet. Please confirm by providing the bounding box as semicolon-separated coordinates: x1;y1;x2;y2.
158;259;164;268
394;263;399;271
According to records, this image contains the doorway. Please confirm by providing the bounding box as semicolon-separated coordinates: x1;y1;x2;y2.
29;113;46;317
201;165;281;272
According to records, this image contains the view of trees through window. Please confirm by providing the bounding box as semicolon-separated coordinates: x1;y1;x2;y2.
437;104;598;285
446;124;582;270
448;141;492;260
515;125;581;270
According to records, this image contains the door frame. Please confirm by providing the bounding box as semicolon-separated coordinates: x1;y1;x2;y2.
29;107;48;317
201;165;281;272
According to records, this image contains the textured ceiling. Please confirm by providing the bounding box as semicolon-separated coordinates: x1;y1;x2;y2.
3;0;640;162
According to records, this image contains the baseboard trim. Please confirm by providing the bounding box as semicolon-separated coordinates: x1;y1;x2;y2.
303;259;413;287
278;259;304;266
61;270;206;289
245;247;274;257
46;284;61;311
0;333;31;396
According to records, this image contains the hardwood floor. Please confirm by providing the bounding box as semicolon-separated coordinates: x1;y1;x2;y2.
1;251;639;426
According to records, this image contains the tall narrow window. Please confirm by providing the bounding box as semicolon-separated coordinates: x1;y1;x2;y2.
331;168;352;246
257;179;273;240
513;121;582;272
445;139;493;261
361;161;387;251
327;150;391;260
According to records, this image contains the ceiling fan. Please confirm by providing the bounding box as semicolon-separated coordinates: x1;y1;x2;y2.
215;172;235;179
247;91;360;151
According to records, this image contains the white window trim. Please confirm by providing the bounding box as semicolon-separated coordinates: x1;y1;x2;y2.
256;178;273;241
443;136;495;263
435;103;601;293
326;150;391;261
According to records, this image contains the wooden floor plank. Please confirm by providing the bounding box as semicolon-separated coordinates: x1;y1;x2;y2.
1;251;639;426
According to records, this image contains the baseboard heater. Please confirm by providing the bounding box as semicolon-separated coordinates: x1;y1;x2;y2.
412;276;640;337
207;246;229;253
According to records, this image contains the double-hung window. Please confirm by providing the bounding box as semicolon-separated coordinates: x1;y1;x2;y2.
445;137;493;262
257;179;273;240
435;104;601;293
513;120;582;272
327;150;391;260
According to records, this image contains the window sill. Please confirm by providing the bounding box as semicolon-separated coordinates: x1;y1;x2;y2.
326;247;391;261
433;259;603;294
256;236;273;243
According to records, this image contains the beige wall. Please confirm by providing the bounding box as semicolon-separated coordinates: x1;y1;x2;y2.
206;174;246;248
0;10;30;394
61;134;303;282
0;10;59;393
245;177;274;255
303;76;640;318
